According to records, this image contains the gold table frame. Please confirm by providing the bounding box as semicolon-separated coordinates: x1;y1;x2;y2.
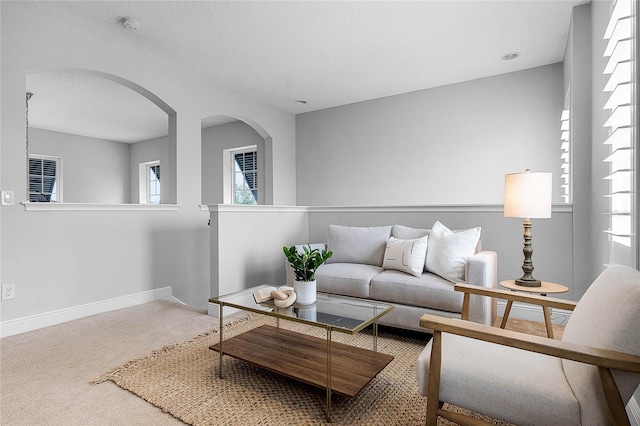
209;286;394;422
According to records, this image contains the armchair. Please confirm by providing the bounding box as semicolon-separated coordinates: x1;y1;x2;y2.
417;265;640;426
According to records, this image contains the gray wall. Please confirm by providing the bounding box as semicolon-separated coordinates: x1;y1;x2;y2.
307;206;575;299
1;2;296;324
201;121;265;205
30;128;131;203
296;64;564;206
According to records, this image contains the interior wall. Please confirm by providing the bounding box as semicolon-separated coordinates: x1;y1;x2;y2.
295;64;564;206
201;121;265;205
130;135;169;204
29;128;131;203
0;2;295;323
210;205;309;298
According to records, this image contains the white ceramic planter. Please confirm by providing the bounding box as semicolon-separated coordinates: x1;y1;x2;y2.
296;304;317;321
293;280;316;305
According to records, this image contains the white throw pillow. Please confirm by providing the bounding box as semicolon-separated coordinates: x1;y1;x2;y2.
425;221;481;282
382;236;428;277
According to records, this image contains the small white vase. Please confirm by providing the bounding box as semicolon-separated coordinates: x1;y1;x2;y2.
293;280;316;305
296;304;317;321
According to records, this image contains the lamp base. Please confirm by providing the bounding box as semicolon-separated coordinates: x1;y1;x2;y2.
515;278;542;287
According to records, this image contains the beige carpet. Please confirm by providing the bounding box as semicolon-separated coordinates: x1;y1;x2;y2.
91;314;514;426
0;300;217;426
0;299;562;426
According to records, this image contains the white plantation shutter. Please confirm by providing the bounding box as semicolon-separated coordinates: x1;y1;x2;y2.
560;107;570;203
602;0;636;248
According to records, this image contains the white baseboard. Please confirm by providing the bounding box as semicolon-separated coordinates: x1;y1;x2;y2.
629;395;640;426
0;287;172;338
497;300;572;326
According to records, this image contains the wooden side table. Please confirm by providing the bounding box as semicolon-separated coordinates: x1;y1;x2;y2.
499;280;569;339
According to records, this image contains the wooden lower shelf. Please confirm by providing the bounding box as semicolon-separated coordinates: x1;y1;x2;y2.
209;324;393;397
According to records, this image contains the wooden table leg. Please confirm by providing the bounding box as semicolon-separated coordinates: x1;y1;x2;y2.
218;304;224;378
500;300;513;329
542;306;554;339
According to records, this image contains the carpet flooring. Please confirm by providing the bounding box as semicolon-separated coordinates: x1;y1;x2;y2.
0;299;562;425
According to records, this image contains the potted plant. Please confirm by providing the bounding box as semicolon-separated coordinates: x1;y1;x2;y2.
283;244;332;305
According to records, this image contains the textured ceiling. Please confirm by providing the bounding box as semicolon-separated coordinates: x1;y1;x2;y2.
19;0;588;143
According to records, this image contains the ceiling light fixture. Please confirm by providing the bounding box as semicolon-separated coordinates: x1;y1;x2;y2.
121;17;140;30
295;100;307;105
501;52;520;61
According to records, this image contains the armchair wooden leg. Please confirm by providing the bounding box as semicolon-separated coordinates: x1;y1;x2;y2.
426;331;443;426
598;367;631;426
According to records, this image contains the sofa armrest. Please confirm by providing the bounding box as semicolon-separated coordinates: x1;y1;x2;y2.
285;243;327;286
464;250;497;326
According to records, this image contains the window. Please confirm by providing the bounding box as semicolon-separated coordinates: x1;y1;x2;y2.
232;147;258;205
602;0;636;248
560;101;571;204
139;161;161;204
28;154;61;202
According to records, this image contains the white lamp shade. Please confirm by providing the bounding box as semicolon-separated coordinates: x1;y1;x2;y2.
504;171;552;218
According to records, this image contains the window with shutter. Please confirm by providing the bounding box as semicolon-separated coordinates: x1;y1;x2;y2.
602;0;636;249
233;148;258;205
28;154;61;202
139;160;161;204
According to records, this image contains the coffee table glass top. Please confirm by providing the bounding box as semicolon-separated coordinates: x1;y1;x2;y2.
209;285;394;334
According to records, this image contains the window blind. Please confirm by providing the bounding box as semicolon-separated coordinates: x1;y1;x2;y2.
602;0;636;247
28;156;59;202
560;107;570;203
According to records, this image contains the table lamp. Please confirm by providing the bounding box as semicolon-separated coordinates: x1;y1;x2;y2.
504;170;552;287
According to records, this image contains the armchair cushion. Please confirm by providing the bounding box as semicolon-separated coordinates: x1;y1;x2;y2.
417;333;581;426
561;265;640;426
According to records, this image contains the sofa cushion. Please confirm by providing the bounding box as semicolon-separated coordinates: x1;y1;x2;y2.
315;263;383;298
425;221;481;282
326;224;392;266
392;224;430;239
370;270;463;313
382;236;428;277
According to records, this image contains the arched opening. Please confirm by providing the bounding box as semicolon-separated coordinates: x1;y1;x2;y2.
25;68;177;204
201;114;273;206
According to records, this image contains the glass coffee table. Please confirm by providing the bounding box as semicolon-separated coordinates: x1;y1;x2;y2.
208;285;395;422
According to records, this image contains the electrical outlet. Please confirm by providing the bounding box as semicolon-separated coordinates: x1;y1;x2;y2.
2;283;15;300
1;191;14;206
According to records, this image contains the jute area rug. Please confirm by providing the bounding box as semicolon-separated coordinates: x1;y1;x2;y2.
92;314;511;425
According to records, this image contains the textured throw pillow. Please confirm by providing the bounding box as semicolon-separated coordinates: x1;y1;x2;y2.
327;224;392;266
425;221;481;282
382;236;428;277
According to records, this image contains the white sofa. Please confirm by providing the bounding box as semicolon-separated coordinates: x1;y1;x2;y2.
287;223;497;332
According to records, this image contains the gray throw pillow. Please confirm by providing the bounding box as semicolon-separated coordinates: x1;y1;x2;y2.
392;224;430;239
327;224;392;266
